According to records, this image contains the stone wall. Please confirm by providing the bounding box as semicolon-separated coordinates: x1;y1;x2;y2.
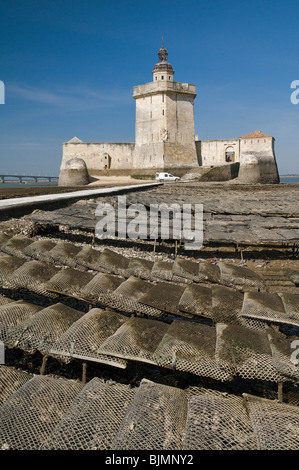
133;79;197;169
196;139;240;166
60;136;279;184
163;142;199;168
237;137;279;184
61;142;135;175
181;162;240;182
132;142;164;170
195;135;279;184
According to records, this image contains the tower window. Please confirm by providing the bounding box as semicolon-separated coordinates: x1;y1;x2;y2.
161;76;164;80
162;109;164;115
162;94;164;103
169;76;171;80
155;76;157;80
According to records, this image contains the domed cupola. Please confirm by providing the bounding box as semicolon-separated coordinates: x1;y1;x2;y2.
152;39;174;81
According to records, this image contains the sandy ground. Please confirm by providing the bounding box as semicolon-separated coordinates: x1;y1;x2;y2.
87;176;154;186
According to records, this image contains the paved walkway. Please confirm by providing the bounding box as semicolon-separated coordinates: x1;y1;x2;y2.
0;182;161;211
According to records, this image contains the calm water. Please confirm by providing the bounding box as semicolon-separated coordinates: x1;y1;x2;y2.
0;181;58;189
0;178;298;188
280;177;299;184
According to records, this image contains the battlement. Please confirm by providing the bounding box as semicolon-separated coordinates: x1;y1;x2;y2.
133;80;196;99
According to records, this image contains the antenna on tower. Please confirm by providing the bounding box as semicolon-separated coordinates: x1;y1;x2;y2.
162;36;164;48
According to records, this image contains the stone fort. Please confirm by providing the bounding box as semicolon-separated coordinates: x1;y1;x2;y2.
59;43;279;185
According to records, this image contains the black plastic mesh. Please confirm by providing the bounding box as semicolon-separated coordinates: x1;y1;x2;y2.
80;272;123;304
103;277;155;315
45;268;94;298
218;262;265;289
153;320;232;382
0;255;26;285
267;326;299;381
49;308;127;368
198;262;221;284
172;257;200;282
127;257;154;281
178;284;213;318
240;291;289;326
212;285;244;324
0;295;13;306
1;235;34;258
41;378;136;450
0;301;42;343
279;293;299;327
74;245;103;271
151;260;174;281
3;239;270;296
47;241;83;268
98;316;169;364
215;323;285;382
7;260;60;297
244;393;299;450
96;248;130;275
6;303;84;355
0;375;83;450
23;239;57;263
111;379;188;450
183;394;257;450
139;283;186;316
0;365;33;407
239;316;268;332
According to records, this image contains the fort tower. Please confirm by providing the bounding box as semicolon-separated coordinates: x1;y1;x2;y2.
133;42;198;170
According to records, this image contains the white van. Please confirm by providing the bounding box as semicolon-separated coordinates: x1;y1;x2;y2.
156;172;180;182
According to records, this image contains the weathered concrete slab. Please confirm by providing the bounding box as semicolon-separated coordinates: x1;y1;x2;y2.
27;184;299;247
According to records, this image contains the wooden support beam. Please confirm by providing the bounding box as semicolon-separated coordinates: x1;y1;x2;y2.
82;362;87;384
40;355;48;375
278;382;283;403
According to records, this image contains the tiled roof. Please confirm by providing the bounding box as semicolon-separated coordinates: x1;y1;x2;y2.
239;130;272;139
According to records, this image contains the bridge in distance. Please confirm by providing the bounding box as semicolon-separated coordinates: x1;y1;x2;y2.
0;174;59;184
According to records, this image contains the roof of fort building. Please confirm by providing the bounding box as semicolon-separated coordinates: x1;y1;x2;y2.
239;130;273;139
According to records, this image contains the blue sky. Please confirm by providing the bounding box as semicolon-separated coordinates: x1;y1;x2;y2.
0;0;298;175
